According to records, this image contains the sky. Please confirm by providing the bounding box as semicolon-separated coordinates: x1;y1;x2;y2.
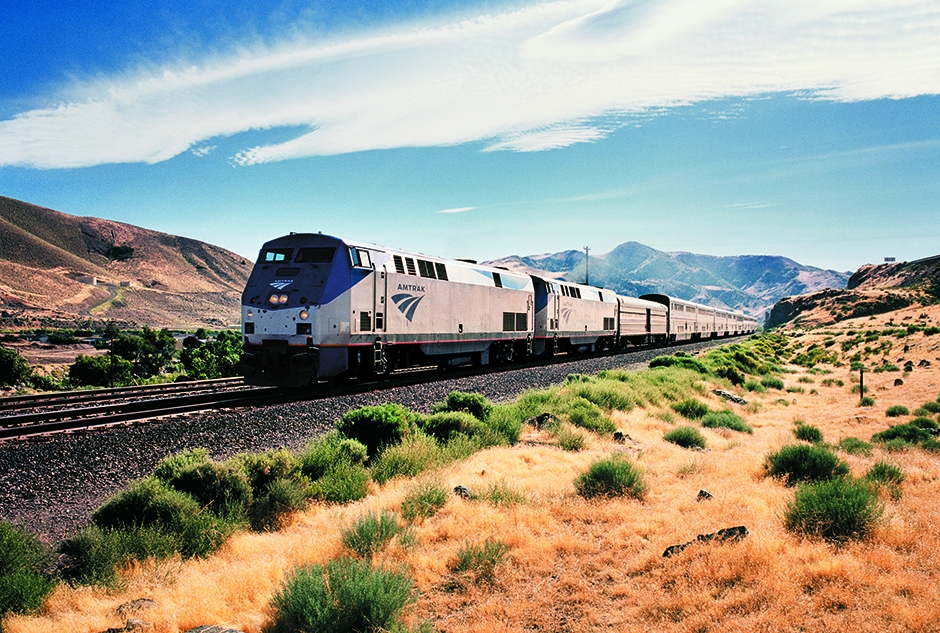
1;0;939;273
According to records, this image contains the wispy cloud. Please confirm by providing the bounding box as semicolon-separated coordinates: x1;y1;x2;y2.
438;206;476;214
2;0;939;169
190;145;216;157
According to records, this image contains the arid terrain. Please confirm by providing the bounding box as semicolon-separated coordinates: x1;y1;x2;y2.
5;301;940;633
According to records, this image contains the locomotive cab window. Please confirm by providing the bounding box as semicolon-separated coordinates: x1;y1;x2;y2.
295;247;335;263
417;259;437;279
349;248;372;268
493;272;503;288
263;248;293;262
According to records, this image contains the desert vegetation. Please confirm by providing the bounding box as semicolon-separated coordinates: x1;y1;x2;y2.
4;305;940;632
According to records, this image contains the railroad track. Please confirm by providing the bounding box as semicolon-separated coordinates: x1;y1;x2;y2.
0;337;741;441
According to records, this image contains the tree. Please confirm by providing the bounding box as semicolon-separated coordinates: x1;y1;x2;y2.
0;347;31;387
180;330;242;380
113;326;177;378
69;354;133;387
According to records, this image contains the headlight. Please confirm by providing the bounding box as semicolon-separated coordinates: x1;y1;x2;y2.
247;310;254;318
269;294;279;305
278;294;288;304
299;310;309;320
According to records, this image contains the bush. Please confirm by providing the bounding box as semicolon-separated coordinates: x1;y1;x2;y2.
872;423;933;445
793;422;824;444
784;477;884;542
337;404;417;458
58;524;182;587
158;460;253;520
231;448;303;497
764;444;850;486
370;432;443;485
743;380;766;393
551;422;587;451
267;557;418;633
476;479;527;506
90;478;238;558
431;391;492;421
451;537;510;584
837;437;873;457
575;455;646;500
251;477;310;531
918;401;940;414
761;376;785;390
649;354;711;375
859;396;876;407
401;480;448;523
0;347;32;387
152;447;211;482
663;425;706;449
342;511;402;558
418;411;482;443
299;431;368;481
701;410;753;433
68;353;134;387
310;462;371;505
671;398;709;420
0;521;56;615
886;405;910;417
866;461;905;486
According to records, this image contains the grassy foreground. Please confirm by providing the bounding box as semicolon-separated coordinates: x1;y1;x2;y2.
5;311;940;632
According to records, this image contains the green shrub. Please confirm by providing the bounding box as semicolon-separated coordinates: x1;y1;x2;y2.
311;462;371;504
431;391;492;421
793;422;823;444
0;347;32;387
230;448;302;497
859;396;876;407
575;455;647;500
761;376;785;390
451;537;510;583
764;444;850;486
68;353;134;387
158;460;253;520
251;477;311;531
299;432;368;481
401;480;448;523
649;354;711;375
821;378;845;387
886;405;910;417
872;423;933;444
90;477;239;558
342;511;402;558
784;477;884;542
671;398;709;420
336;404;417;458
715;364;745;386
557;396;616;434
866;461;905;487
0;521;57;615
267;557;418;633
370;432;443;485
743;380;766;393
58;524;183;587
551;422;587;451
152;447;212;482
918;401;940;414
418;411;481;443
911;416;939;430
567;381;635;412
701;410;753;433
663;426;706;449
478;406;523;445
837;437;873;457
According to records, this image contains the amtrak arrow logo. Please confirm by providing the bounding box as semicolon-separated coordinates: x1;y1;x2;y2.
392;293;424;322
270;281;292;290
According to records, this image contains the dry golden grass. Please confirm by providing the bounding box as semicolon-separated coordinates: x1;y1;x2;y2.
7;305;940;633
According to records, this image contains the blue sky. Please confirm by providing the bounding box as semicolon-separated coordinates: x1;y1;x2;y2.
2;0;939;273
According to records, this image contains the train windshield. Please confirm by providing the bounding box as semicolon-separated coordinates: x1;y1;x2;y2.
296;247;336;263
262;248;293;262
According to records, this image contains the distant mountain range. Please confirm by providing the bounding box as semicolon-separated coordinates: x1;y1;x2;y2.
486;242;851;318
0;196;251;330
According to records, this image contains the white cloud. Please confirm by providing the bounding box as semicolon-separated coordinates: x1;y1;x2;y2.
2;0;939;168
190;145;216;157
438;206;476;214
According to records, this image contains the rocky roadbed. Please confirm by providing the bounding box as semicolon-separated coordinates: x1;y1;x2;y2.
0;342;722;544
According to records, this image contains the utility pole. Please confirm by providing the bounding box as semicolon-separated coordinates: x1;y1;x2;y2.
584;246;590;285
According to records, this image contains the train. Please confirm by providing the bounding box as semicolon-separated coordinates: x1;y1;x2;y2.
240;233;759;387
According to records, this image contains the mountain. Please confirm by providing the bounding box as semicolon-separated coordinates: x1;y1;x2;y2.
0;196;252;330
765;255;940;329
487;241;850;318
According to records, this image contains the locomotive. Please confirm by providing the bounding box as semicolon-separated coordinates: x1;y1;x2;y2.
240;233;758;387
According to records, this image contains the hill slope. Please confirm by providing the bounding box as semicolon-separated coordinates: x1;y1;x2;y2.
0;196;252;329
488;242;849;317
765;255;940;329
